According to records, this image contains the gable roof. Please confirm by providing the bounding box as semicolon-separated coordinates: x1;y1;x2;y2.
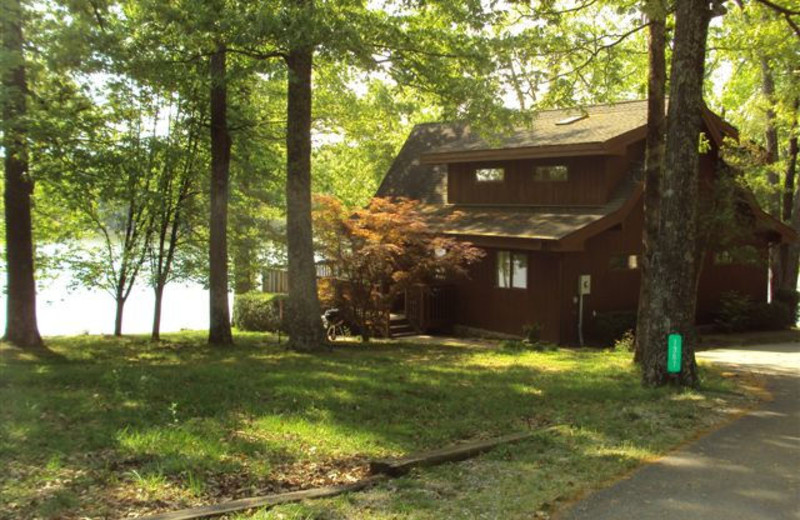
375;122;469;204
374;100;790;249
420;100;737;164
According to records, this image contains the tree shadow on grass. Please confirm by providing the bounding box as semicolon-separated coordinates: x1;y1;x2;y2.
0;334;725;518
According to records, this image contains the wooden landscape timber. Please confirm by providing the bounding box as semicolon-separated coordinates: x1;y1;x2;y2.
138;477;387;520
369;429;547;476
137;429;546;520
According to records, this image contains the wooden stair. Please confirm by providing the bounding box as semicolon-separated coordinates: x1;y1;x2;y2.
389;313;416;338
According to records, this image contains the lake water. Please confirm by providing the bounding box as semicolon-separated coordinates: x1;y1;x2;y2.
0;271;222;336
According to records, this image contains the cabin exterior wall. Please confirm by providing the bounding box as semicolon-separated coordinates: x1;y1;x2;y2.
447;156;608;206
453;248;562;342
451;197;770;345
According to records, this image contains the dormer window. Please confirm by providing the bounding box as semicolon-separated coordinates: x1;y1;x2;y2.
475;167;504;182
533;165;568;182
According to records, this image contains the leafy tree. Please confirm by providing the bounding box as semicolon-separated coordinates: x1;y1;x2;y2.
147;97;205;340
1;0;43;348
709;1;800;299
45;80;165;336
638;0;724;387
314;195;483;341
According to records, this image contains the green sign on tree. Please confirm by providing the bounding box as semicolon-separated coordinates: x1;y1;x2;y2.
667;333;682;373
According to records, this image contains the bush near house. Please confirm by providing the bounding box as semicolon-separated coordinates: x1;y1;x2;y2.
774;288;800;323
587;310;638;346
232;292;287;332
313;196;483;340
715;291;796;332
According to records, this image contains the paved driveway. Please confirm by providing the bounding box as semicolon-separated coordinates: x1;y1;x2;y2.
559;342;800;520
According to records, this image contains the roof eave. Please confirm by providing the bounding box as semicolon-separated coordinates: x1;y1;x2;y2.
420;141;621;165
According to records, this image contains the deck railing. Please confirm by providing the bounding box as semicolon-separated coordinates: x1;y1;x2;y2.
406;284;456;333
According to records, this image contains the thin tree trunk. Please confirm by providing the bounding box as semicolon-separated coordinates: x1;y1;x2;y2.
2;0;43;349
208;43;234;345
640;0;715;387
114;296;126;336
635;0;667;364
285;4;325;351
152;284;164;341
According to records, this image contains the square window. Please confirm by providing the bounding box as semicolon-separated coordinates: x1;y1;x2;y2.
512;253;527;289
476;168;504;182
533;165;568;182
497;251;511;288
609;254;639;270
497;250;527;289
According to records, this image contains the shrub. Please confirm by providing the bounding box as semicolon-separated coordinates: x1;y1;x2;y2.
748;301;794;330
233;292;287;332
715;291;752;332
613;329;636;352
588;310;637;346
773;289;799;325
715;291;794;332
522;322;542;344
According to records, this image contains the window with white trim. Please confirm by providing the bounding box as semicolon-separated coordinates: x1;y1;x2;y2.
497;251;527;289
533;164;568;182
475;167;504;182
609;254;639;270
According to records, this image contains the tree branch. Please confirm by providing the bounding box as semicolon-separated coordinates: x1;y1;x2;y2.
754;0;800;16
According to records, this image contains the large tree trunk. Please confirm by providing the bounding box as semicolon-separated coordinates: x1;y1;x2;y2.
285;12;325;351
208;43;234;345
2;0;43;349
761;57;784;296
635;0;667;364
639;0;715;388
779;107;799;295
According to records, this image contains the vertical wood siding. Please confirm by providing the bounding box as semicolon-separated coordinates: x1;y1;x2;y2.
447;156;609;206
453;249;561;342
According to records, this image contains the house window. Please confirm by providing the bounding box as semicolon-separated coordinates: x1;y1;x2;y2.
533;165;568;182
609;254;639;270
714;246;759;266
475;168;504;182
497;251;527;289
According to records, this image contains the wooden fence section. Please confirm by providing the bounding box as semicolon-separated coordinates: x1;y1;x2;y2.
261;263;335;294
262;269;289;294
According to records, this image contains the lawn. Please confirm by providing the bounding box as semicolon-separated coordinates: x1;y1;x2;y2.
0;332;758;519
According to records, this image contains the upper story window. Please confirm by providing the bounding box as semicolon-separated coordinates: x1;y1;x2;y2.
475;167;504;182
609;254;639;270
533;165;568;182
497;250;528;289
714;246;759;266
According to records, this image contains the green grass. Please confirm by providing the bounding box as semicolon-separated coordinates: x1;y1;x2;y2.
0;332;757;519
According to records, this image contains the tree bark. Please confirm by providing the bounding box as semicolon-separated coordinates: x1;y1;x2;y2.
208;43;234;345
285;7;325;351
639;0;715;387
152;284;164;341
2;0;43;349
779;105;799;294
114;296;126;337
635;0;667;364
761;56;784;296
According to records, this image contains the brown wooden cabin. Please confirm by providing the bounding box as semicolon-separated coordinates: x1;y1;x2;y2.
376;100;796;344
